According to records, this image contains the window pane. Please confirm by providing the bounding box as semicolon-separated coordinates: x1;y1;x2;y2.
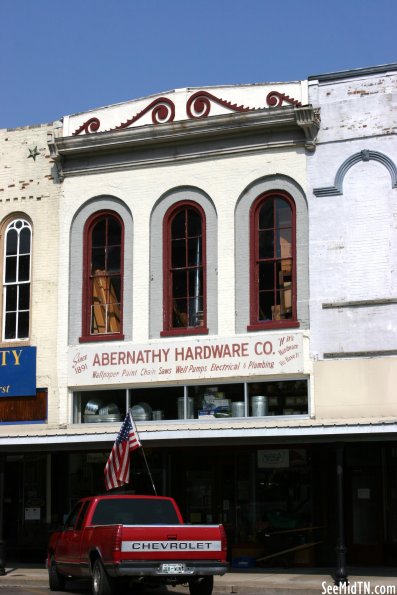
189;268;203;297
108;277;121;303
277;260;292;288
259;262;274;291
187;210;202;237
277;228;292;258
6;229;18;255
171;211;185;239
279;288;292;319
173;270;187;298
19;284;30;310
173;298;188;327
275;198;292;227
108;303;121;333
259;200;274;230
5;285;17;311
277;260;292;319
91;247;106;272
18;311;29;339
107;218;121;245
5;256;17;283
92;276;108;305
92;219;106;247
188;237;202;266
19;227;31;254
4;312;16;339
18;255;30;281
171;239;186;268
259;292;274;321
91;304;106;334
188;296;203;326
259;230;274;259
107;246;121;272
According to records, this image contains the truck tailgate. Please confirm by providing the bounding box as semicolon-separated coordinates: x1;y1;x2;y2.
120;524;225;561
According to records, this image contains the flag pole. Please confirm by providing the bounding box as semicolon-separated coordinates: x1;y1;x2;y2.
129;410;157;496
140;447;158;496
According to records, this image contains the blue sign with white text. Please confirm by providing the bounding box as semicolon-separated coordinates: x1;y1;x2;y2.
0;346;37;397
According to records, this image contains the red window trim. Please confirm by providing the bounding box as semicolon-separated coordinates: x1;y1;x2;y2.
161;200;208;337
248;190;299;331
80;210;124;343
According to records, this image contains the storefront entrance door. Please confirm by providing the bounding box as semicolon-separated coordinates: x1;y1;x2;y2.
346;454;384;565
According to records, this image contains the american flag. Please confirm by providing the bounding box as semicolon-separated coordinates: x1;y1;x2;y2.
104;412;141;490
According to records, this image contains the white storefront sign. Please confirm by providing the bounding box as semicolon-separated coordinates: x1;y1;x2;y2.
68;332;304;388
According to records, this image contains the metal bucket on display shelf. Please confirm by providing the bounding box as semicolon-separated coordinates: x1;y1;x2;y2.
250;395;268;417
231;401;245;417
131;402;153;421
84;400;122;423
177;397;194;419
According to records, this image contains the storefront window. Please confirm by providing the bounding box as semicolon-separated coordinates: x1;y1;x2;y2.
73;379;308;423
73;389;128;424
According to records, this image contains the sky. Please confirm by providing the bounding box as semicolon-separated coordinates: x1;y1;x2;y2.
0;0;396;130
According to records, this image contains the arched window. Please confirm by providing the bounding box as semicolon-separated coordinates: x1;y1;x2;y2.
82;211;124;340
249;192;298;329
2;219;32;340
162;202;207;336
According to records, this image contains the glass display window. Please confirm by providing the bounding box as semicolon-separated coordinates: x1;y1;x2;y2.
73;378;308;423
73;389;128;424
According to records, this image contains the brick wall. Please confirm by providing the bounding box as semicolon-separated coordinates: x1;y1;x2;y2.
0;121;62;425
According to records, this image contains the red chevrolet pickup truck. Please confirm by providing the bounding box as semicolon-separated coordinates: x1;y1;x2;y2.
47;494;228;595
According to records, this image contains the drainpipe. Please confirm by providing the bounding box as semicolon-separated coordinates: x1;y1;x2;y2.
335;445;348;585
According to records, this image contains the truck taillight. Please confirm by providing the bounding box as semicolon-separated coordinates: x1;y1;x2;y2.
112;524;122;553
220;525;227;552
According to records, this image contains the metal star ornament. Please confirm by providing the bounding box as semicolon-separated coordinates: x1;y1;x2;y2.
28;146;40;161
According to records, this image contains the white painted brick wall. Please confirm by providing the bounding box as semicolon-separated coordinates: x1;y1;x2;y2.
308;71;397;357
57;149;307;423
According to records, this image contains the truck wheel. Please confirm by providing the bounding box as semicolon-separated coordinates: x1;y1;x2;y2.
189;576;214;595
48;556;66;591
92;559;115;595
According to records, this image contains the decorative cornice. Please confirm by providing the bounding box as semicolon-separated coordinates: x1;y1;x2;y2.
71;89;303;135
115;97;175;129
295;107;320;153
73;117;101;136
51;105;319;178
186;90;250;119
314;150;397;196
266;91;302;108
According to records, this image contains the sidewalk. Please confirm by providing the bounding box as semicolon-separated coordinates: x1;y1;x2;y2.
1;564;397;594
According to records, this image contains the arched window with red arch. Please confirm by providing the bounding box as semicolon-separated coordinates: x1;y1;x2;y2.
81;211;124;340
249;191;298;330
162;201;208;336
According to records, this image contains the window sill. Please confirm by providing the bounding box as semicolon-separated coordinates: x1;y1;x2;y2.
247;320;300;332
160;327;209;338
79;333;125;343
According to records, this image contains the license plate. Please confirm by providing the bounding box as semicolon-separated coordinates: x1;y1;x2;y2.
160;563;186;574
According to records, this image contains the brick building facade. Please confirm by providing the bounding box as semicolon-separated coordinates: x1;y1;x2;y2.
0;65;396;572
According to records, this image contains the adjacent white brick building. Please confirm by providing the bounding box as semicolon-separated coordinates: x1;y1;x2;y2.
307;65;397;420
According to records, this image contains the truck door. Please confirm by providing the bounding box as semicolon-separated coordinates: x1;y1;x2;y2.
55;501;87;575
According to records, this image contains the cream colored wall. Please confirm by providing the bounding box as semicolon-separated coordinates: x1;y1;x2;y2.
314;357;397;419
0;122;62;426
